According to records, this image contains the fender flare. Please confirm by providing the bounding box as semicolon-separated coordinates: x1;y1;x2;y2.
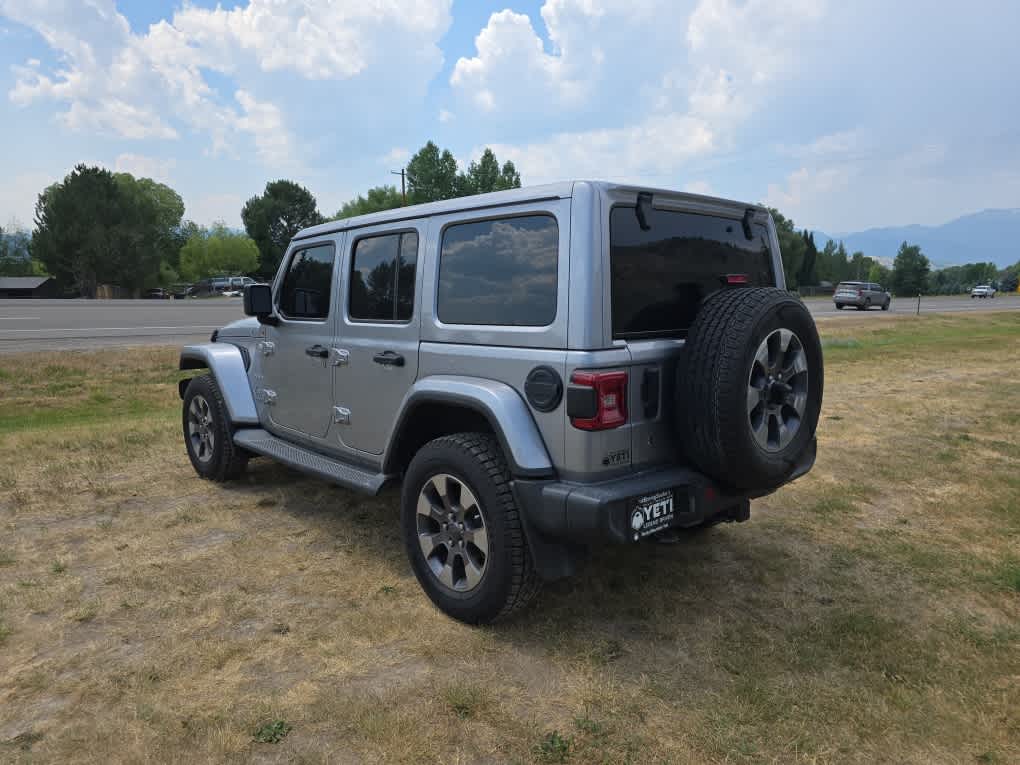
179;343;259;425
384;376;554;479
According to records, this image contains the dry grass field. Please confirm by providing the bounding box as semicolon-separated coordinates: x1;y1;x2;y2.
1;312;1018;764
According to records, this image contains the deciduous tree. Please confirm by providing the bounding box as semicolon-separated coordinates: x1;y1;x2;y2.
891;242;931;296
242;180;323;279
31;164;184;296
179;224;260;281
335;186;404;218
406;141;460;203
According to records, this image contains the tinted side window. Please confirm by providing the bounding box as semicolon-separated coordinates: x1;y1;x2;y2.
278;244;334;320
438;215;558;326
349;231;418;322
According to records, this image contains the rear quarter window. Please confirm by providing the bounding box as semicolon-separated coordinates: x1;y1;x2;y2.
437;214;558;326
610;206;774;338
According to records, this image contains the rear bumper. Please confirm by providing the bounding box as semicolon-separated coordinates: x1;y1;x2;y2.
513;438;816;545
834;297;863;306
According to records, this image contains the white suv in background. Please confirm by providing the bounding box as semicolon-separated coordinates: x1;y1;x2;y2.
970;285;996;298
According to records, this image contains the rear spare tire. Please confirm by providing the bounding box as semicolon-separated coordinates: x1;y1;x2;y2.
676;287;823;490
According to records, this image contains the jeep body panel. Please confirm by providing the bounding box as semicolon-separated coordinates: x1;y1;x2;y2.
179;343;259;425
385;374;555;478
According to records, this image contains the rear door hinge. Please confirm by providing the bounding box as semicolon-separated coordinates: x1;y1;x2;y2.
257;340;275;356
259;388;277;405
332;406;351;425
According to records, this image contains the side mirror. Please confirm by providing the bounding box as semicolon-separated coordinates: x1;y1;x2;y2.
243;284;273;321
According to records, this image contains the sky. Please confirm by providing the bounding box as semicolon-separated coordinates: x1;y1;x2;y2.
1;0;1018;235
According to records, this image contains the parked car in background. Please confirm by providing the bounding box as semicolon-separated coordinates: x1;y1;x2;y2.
222;276;259;296
170;283;195;299
144;287;169;299
971;285;996;298
834;281;891;310
193;277;231;296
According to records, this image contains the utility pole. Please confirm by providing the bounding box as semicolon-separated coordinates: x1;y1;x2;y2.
391;169;406;205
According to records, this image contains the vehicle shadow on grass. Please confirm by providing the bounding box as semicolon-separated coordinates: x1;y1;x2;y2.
212;463;932;698
230;459;809;637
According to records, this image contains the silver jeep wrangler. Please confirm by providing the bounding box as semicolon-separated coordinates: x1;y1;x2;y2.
179;181;823;624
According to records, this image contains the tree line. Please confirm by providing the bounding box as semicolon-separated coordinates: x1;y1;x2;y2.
3;144;1016;298
240;142;521;278
769;209;1015;296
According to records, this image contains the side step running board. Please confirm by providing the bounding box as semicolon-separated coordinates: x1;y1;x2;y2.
234;428;391;495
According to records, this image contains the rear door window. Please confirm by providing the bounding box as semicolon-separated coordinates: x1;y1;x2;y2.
610;206;774;338
349;231;418;322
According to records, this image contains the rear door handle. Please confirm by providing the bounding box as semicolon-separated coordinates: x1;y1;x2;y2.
373;351;405;367
305;344;328;358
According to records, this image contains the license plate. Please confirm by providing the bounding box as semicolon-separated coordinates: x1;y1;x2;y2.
629;489;676;540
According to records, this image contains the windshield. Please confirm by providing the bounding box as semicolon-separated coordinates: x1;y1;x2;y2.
610;206;775;338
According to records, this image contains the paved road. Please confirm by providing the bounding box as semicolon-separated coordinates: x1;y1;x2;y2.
0;298;245;353
1;294;1018;353
808;293;1020;317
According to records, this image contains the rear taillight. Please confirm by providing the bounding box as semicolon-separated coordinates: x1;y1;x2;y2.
724;273;749;285
568;371;628;430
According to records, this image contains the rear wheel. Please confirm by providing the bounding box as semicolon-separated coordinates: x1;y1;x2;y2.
864;297;872;309
182;374;248;481
835;303;844;310
882;299;890;311
401;433;540;624
676;288;823;490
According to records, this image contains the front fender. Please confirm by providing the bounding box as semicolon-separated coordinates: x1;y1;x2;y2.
386;376;554;479
179;343;259;425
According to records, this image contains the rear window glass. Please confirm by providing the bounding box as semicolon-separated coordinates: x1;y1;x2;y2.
610;206;775;338
438;214;558;326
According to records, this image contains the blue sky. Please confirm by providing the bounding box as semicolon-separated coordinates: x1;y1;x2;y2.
1;0;1018;235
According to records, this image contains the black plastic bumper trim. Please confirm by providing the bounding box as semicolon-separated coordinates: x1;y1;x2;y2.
512;437;816;545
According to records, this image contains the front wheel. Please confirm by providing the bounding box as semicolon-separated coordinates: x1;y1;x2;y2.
401;433;540;624
182;374;249;481
835;303;844;310
882;300;890;311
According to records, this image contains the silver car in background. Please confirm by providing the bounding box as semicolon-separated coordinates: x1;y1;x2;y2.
834;281;891;310
971;285;996;298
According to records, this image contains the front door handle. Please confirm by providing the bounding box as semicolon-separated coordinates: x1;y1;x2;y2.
305;344;328;358
373;351;405;367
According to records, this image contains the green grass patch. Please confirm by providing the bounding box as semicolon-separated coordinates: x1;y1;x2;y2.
822;313;1020;363
253;719;291;744
0;396;174;435
990;559;1020;592
533;730;572;763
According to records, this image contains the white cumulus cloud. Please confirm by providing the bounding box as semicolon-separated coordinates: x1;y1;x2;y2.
2;0;452;168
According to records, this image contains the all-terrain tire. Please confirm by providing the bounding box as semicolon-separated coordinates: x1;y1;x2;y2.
182;374;249;481
401;433;540;624
676;288;823;490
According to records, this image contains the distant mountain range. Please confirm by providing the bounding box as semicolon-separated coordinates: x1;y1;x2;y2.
815;209;1020;268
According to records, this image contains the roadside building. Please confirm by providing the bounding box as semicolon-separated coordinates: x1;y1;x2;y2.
0;276;61;298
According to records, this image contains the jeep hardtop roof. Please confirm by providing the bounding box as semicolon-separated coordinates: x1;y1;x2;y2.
292;180;765;242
